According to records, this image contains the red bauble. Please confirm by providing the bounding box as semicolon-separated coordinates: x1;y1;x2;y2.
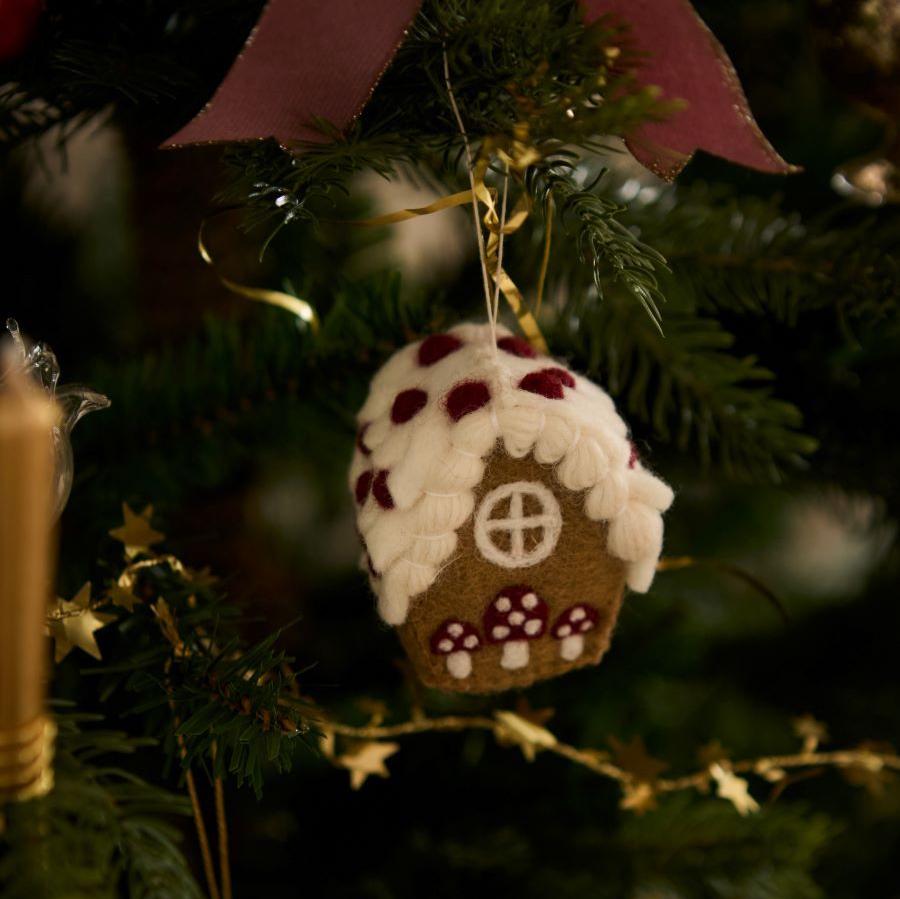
0;0;42;62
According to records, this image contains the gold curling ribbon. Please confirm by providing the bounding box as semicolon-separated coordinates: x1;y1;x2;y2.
198;219;319;332
199;127;546;349
349;127;549;353
472;140;548;354
117;554;189;591
343;190;474;227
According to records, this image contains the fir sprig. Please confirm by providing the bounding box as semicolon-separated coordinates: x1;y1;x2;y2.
529;162;669;325
95;551;318;798
553;290;818;480
625;184;900;330
0;712;201;899
0;0;261;148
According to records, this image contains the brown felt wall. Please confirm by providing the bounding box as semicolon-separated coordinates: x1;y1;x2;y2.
397;451;627;693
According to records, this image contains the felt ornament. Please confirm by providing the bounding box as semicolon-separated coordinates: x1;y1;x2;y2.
349;323;673;693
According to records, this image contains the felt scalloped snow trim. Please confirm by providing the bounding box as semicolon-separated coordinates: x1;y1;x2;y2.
350;322;674;625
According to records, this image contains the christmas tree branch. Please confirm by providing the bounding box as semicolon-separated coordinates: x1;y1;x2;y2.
0;711;202;899
529;162;669;326
212;765;232;899
172;709;220;899
79;506;319;799
622;183;900;327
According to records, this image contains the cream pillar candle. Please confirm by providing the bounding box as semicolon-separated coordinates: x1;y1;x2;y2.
0;365;58;802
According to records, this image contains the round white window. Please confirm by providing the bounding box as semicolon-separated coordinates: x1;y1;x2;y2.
473;481;562;569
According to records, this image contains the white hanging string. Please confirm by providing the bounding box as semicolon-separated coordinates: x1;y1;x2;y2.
442;46;498;355
490;164;510;350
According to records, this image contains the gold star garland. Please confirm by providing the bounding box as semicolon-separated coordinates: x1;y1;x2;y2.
710;763;759;816
59;502;900;820
46;582;117;662
321;711;900;813
43;505;188;663
108;502;165;558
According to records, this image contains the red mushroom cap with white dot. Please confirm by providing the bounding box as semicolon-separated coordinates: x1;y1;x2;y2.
483;585;548;670
430;620;482;680
431;620;482;655
551;604;600;661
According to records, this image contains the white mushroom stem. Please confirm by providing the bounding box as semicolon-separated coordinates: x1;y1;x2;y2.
501;641;529;670
559;634;584;661
446;650;472;679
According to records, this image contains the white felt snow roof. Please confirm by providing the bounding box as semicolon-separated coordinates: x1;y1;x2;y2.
349;322;674;625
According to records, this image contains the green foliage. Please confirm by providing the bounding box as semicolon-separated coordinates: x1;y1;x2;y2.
0;712;201;899
530;163;669;323
0;0;261;147
69;283;439;515
343;792;838;899
611;795;838;899
391;0;665;148
554;291;817;481
94;553;319;797
625;183;900;330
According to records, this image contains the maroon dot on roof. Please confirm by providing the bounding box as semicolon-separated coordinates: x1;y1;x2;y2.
355;470;373;505
518;367;575;399
446;380;491;422
628;441;640;469
356;424;372;457
418;333;463;366
391;388;428;424
497;335;537;359
372;470;394;509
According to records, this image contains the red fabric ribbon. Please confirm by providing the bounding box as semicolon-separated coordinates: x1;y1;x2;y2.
583;0;795;178
0;0;43;62
165;0;421;147
165;0;793;180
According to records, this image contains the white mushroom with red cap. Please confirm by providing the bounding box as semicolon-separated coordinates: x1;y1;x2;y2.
551;604;600;660
483;585;548;670
429;620;482;679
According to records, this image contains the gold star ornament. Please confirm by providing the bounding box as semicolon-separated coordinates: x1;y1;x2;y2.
47;583;116;663
609;735;668;783
620;780;658;814
185;565;217;589
710;763;759;816
792;714;829;752
107;581;138;612
842;742;896;797
494;710;557;762
109;503;164;557
336;740;400;790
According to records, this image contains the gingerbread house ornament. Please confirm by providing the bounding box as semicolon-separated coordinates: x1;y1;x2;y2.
350;323;673;693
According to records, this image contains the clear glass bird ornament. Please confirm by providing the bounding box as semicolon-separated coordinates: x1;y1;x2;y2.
3;318;110;518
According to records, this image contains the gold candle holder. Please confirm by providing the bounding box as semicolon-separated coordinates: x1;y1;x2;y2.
0;364;58;803
0;716;56;802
